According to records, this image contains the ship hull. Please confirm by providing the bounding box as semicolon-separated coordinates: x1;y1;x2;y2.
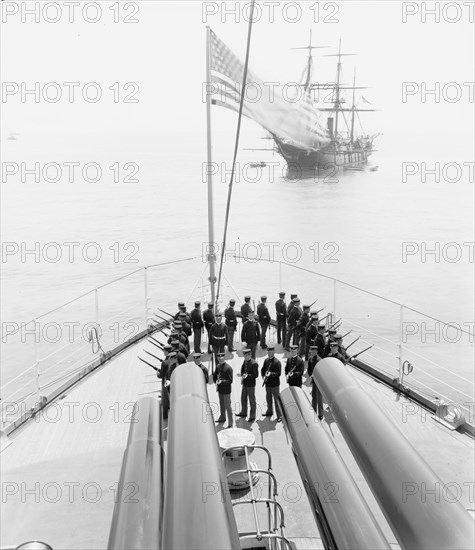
274;137;371;172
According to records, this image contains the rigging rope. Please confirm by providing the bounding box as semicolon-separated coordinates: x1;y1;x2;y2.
215;0;256;310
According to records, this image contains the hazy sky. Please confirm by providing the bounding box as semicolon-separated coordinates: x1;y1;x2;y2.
1;0;474;143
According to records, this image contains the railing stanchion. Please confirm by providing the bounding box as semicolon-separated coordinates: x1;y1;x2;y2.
279;262;282;293
398;305;404;384
33;320;40;398
95;289;99;325
144;267;149;328
333;279;337;318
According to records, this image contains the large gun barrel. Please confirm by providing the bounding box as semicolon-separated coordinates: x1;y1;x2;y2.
313;358;475;550
280;387;391;550
163;363;240;549
108;397;164;549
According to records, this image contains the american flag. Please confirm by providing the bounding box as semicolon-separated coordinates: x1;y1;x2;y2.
208;29;329;149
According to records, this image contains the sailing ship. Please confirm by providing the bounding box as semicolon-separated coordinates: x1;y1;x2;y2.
1;19;474;550
210;30;379;173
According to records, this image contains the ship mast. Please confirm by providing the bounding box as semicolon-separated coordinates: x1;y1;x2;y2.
350;67;356;142
304;29;313;90
334;39;342;138
291;31;329;92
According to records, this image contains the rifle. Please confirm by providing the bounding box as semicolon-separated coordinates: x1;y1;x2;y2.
154;312;171;324
144;350;163;362
286;358;299;382
348;344;374;361
341;330;352;339
316;307;325;315
152;321;171;335
345;335;361;350
262;359;272;386
328;318;341;329
319;313;330;323
262;370;270;387
157;307;174;318
148;338;164;350
309;298;318;308
138;356;158;371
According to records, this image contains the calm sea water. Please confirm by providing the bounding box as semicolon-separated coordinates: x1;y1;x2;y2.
1;129;474;405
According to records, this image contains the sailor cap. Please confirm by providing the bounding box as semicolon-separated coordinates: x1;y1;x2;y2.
244;296;251;301
178;302;185;307
170;339;179;345
290;294;297;299
267;346;275;352
168;351;177;358
309;346;318;350
229;299;236;305
243;348;252;354
217;352;225;358
194;300;201;306
279;291;285;296
208;302;214;307
261;296;267;301
303;305;310;310
193;352;202;358
290;345;298;350
335;333;343;339
330;341;339;346
293;298;300;303
163;344;173;351
328;328;337;334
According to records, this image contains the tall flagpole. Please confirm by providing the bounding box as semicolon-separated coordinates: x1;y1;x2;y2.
205;26;216;304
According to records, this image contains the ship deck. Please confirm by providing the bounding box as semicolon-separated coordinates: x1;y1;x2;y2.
1;331;474;550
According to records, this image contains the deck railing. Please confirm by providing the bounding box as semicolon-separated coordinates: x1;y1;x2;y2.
1;255;473;432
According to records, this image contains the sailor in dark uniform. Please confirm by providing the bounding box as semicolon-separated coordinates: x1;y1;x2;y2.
224;299;237;351
307;346;324;419
178;312;192;337
327;341;347;363
203;302;215;354
323;328;338;357
168;328;189;357
285;297;301;350
240;296;252;323
334;333;351;361
161;351;178;420
288;294;297;312
296;304;311;353
241;310;261;359
285;345;305;387
193;352;209;384
261;346;282;421
173;322;190;356
275;291;287;345
256;296;271;349
209;312;227;359
213;352;233;428
190;301;204;353
174;302;185;320
303;313;319;361
158;345;172;419
170;339;187;364
236;349;259;422
315;324;326;359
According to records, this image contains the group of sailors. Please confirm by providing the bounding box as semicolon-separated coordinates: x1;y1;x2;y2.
153;293;355;425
